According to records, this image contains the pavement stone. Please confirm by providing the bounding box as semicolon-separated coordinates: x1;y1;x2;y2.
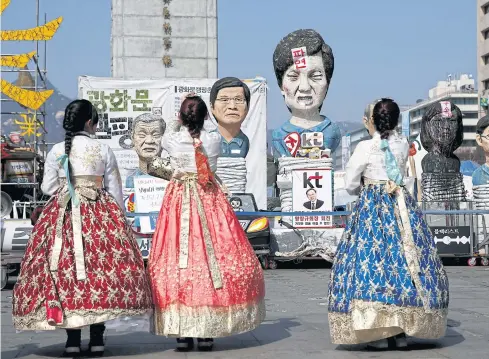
1;265;488;359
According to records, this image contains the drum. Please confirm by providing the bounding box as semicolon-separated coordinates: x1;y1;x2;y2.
0;191;13;218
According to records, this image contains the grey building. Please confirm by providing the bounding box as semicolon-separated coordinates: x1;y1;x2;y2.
335;74;479;169
477;0;489;115
111;0;218;79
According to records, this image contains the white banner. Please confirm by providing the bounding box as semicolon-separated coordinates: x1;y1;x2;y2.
78;76;268;210
134;176;168;213
292;169;333;228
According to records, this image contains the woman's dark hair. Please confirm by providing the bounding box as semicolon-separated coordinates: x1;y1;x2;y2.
179;96;208;139
63;99;98;158
372;98;400;140
273;29;334;89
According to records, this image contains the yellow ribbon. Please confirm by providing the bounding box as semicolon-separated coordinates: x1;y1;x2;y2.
50;176;102;281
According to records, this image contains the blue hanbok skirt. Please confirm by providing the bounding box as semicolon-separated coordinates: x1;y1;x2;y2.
328;179;449;344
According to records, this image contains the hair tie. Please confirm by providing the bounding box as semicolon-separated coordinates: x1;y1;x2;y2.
193;137;202;148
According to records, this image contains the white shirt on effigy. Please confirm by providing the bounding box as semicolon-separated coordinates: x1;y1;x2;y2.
344;131;409;196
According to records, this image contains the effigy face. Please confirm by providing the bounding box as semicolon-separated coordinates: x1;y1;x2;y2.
426;115;459;149
281;53;328;115
212;87;249;129
132;113;165;162
271;29;341;159
420;101;463;174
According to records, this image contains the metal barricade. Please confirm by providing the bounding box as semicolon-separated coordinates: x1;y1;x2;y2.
127;206;489;266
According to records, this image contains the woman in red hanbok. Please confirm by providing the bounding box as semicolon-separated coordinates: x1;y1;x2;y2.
147;95;265;351
12;100;152;356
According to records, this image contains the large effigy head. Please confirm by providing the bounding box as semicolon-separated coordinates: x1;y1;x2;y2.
475;115;489;156
473;115;489;186
420;100;463;156
273;29;334;115
131;113;166;161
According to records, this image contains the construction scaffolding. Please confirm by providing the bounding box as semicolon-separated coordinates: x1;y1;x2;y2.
1;0;60;209
1;0;65;288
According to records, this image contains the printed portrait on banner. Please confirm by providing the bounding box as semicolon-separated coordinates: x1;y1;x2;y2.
292;168;333;228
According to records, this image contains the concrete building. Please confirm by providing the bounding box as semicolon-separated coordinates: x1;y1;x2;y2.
334;106;410;169
111;0;218;79
335;74;479;169
333;127;368;170
477;0;489;115
404;75;478;147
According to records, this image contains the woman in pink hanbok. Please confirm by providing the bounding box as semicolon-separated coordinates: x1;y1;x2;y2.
148;95;265;352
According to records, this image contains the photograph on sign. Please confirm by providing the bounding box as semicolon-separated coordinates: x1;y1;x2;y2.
292;168;333;228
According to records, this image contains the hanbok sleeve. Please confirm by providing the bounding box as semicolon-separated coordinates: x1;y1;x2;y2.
104;147;124;210
148;157;173;180
40;147;60;196
161;133;171;153
344;141;368;196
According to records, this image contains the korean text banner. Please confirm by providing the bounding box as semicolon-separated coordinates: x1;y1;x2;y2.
292;168;334;228
78;76;268;209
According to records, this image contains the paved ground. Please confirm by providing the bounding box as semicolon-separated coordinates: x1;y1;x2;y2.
1;264;489;359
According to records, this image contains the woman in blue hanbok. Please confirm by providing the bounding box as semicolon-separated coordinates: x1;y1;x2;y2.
328;98;449;349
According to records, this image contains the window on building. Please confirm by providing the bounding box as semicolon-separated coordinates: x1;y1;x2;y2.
462;140;477;147
453;98;476;105
484;54;489;63
484;4;489;14
411;123;421;133
484;80;489;90
463;112;479;118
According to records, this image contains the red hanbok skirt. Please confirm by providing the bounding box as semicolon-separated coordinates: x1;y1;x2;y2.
12;186;152;331
148;175;266;338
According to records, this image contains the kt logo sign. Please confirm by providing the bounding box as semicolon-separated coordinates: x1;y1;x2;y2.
303;172;323;188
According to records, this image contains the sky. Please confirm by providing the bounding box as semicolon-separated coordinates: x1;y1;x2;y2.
0;0;477;130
